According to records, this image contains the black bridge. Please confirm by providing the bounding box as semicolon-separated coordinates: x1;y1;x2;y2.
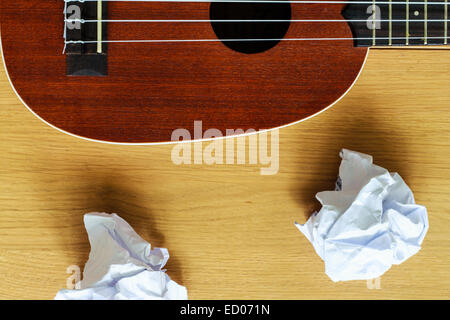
64;1;108;76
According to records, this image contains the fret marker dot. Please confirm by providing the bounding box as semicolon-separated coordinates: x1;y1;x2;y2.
414;11;419;16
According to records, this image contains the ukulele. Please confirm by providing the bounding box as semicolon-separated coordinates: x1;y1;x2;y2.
1;0;448;143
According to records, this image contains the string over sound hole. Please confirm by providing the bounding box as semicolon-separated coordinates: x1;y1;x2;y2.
210;2;292;54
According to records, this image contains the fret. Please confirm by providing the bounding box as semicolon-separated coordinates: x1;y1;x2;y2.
425;0;447;44
390;0;409;45
378;2;392;45
408;2;426;45
424;0;428;44
406;0;410;45
389;0;393;45
373;0;377;45
446;0;448;44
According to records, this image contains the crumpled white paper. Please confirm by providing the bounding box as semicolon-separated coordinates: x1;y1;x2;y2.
296;149;429;282
55;212;188;300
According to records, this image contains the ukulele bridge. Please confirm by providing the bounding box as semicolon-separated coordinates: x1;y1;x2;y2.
64;0;108;76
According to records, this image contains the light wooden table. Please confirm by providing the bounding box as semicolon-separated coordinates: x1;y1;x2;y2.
0;48;449;300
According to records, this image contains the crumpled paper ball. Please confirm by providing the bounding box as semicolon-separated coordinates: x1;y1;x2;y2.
55;212;188;300
296;149;429;282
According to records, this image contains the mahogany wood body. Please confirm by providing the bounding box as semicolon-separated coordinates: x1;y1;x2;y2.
0;0;368;143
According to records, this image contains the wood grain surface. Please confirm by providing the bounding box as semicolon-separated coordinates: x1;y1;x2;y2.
0;48;449;300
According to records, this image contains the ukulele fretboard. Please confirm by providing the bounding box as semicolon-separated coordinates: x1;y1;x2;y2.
342;0;449;46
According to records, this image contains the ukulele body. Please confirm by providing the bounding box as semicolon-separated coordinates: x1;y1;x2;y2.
0;0;368;143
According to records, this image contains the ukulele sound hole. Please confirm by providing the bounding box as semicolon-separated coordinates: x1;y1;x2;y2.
210;2;292;54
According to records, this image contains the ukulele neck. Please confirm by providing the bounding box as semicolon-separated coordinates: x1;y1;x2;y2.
343;0;449;46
